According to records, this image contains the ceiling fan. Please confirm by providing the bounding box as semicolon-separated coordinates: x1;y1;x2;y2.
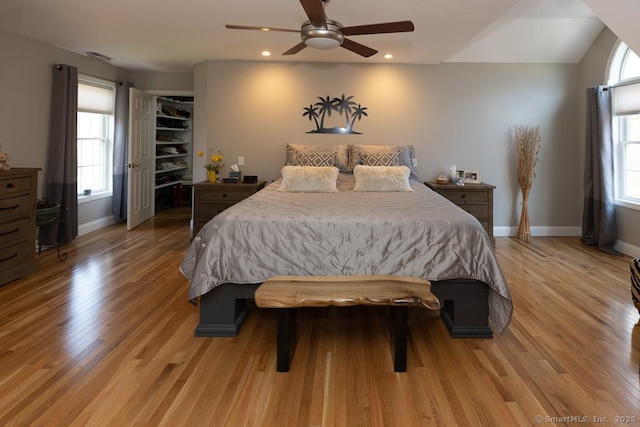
225;0;414;58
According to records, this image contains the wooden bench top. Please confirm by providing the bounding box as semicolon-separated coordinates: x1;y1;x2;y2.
255;275;440;310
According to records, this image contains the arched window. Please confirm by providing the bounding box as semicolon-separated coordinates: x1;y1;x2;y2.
609;42;640;207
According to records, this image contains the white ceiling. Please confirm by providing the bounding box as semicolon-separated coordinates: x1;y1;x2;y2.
0;0;608;71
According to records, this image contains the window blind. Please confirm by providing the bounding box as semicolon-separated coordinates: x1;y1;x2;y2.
78;82;114;114
612;82;640;116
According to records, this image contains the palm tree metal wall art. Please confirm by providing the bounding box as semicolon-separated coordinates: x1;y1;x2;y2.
303;94;368;134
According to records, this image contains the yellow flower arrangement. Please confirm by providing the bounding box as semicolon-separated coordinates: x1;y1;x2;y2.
197;150;225;172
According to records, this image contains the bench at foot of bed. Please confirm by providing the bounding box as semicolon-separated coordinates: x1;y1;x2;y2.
254;275;441;372
194;279;493;339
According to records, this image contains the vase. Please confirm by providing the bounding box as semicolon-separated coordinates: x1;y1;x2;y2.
517;197;531;243
207;170;217;183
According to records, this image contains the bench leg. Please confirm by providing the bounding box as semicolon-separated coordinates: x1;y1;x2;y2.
276;308;297;372
391;306;408;372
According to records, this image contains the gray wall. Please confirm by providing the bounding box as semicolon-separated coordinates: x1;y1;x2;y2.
194;59;580;234
3;26;638;251
1;30;130;234
129;71;194;92
0;30;193;235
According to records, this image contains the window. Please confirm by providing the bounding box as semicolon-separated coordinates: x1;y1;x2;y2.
77;76;115;200
609;42;640;208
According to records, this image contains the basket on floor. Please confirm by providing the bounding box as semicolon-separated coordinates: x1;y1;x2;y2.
36;199;60;226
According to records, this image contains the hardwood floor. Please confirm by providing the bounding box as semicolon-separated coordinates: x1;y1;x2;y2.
0;219;638;426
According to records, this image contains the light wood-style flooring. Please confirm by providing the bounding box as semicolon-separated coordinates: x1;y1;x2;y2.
0;217;638;426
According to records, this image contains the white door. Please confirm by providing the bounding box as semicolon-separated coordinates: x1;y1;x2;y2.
127;88;154;230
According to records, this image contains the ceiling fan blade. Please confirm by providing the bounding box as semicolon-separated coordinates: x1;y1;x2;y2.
341;38;377;58
225;24;300;33
283;42;308;55
299;0;326;27
342;20;415;36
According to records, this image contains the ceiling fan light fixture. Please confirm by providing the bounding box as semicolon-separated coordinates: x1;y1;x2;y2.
301;20;344;50
304;37;341;50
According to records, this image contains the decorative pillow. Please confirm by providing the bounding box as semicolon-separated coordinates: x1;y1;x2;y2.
360;151;400;167
295;150;337;167
285;143;350;172
277;166;339;193
348;144;417;177
353;165;414;192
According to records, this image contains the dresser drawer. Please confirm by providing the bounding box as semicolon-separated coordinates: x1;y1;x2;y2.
0;176;32;195
0;217;30;247
0;239;33;269
0;194;32;220
456;203;488;219
438;190;488;204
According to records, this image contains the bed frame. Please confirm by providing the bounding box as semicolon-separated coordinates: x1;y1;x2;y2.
194;278;493;339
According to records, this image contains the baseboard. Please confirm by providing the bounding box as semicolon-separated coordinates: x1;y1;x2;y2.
494;226;581;237
78;216;114;236
614;240;640;258
493;227;639;257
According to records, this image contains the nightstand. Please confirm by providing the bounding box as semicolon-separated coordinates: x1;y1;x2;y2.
192;180;266;237
425;181;495;243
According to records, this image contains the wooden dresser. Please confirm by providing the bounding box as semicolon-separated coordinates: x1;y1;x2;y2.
0;168;40;286
192;180;266;237
425;181;495;243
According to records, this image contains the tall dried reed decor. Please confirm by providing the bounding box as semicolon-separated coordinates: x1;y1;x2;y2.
514;125;541;242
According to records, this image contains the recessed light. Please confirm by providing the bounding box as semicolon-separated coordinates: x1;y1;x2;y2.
261;28;270;32
384;54;393;59
262;51;271;57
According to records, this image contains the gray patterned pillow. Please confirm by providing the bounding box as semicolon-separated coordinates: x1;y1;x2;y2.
348;144;418;178
286;144;350;172
295;151;337;167
360;151;400;166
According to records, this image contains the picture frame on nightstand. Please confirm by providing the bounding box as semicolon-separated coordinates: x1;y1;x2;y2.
463;169;481;184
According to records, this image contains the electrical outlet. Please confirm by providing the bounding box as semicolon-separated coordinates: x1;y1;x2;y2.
238;156;244;166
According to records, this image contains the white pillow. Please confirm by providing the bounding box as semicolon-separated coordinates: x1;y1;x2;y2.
278;166;339;192
353;165;414;192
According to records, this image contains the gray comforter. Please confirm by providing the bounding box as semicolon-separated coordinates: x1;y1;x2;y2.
180;174;513;333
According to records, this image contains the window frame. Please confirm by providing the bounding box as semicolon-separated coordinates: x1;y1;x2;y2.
77;75;115;203
608;41;640;211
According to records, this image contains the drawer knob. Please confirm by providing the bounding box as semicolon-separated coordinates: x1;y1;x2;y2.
222;193;227;198
461;194;466;199
7;183;14;189
0;204;19;211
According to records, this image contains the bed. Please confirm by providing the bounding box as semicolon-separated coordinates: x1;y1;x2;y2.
180;144;513;338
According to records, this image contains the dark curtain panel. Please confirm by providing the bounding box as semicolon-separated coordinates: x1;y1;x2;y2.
39;64;78;245
581;85;618;254
113;81;133;223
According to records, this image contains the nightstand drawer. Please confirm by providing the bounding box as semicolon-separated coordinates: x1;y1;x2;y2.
457;203;488;219
191;180;267;238
438;190;488;204
197;202;237;219
425;181;495;244
197;188;256;203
